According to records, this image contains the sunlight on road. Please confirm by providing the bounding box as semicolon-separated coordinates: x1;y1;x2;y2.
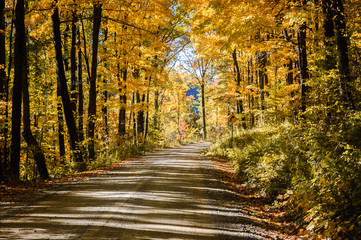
0;143;267;240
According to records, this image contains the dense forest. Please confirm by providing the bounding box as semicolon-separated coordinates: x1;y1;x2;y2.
1;0;361;238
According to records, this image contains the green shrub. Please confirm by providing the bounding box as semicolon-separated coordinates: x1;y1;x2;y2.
208;121;361;239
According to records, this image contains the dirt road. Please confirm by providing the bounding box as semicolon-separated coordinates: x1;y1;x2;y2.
0;143;269;239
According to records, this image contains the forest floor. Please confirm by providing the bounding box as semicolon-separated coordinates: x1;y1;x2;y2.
0;143;304;239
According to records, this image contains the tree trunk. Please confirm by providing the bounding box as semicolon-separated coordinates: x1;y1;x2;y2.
322;0;336;70
118;68;127;139
57;81;66;160
132;93;137;145
10;0;25;181
258;52;267;111
136;92;145;141
87;3;102;160
257;52;267;124
177;93;180;135
51;4;83;166
22;50;49;180
333;0;353;108
0;0;5;180
247;58;255;128
102;29;108;141
286;59;294;86
201;82;206;139
153;89;160;130
77;27;84;142
102;79;109;137
297;22;308;113
0;0;4;100
70;11;77;113
232;48;246;129
102;77;108;138
144;91;150;141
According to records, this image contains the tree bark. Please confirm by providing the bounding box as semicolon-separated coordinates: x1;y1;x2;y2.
132;93;137;145
0;0;5;180
144;91;150;141
87;3;102;160
201;82;206;139
297;22;308;113
22;51;49;180
257;51;267;124
232;48;246;129
51;4;83;165
57;81;66;160
102;29;108;140
153;89;160;130
136;92;145;141
70;11;77;113
333;0;353;108
247;58;255;128
118;68;127;138
0;0;5;98
10;0;25;181
77;27;84;142
102;77;108;137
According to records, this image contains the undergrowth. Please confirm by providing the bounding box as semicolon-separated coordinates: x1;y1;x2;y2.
46;139;164;179
208;119;361;239
87;142;155;170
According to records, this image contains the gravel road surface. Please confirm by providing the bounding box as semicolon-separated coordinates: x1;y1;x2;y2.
0;143;269;240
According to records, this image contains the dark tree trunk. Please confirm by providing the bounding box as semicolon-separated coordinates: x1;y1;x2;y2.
87;3;102;160
257;52;267;117
286;59;294;86
132;93;137;145
10;0;25;181
232;48;246;129
102;29;108;140
0;0;5;180
51;4;83;165
0;0;4;98
22;51;49;180
333;0;353;108
201;82;206;139
153;90;160;130
57;81;66;160
77;27;84;142
297;22;309;113
247;58;255;128
118;68;127;139
144;91;150;141
322;1;334;38
136;92;145;140
177;93;180;135
321;0;338;73
102;77;108;137
70;11;77;113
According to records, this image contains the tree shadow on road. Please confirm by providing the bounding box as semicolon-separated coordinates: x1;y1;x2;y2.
0;143;292;239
